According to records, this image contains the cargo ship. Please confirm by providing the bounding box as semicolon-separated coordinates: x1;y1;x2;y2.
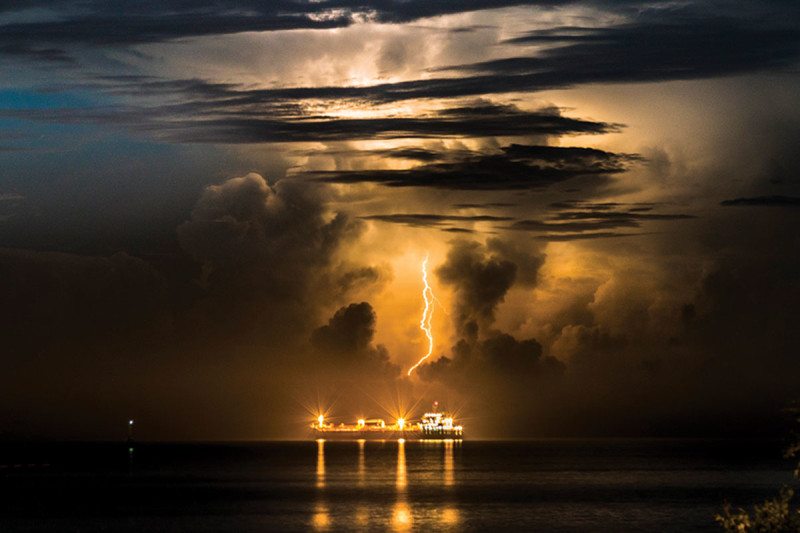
310;407;463;440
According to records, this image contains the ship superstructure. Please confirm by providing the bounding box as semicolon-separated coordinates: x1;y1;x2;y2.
418;411;462;438
310;406;463;440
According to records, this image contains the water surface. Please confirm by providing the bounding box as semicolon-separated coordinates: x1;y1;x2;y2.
0;439;793;531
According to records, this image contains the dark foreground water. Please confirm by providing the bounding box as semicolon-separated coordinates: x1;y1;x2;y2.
0;439;794;531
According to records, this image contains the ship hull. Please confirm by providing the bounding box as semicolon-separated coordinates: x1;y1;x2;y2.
310;429;463;440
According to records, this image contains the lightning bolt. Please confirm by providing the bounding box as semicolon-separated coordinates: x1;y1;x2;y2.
407;255;435;376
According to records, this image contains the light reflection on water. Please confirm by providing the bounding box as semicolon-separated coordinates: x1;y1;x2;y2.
357;439;365;487
396;439;407;491
441;506;460;525
313;439;329;531
393;439;411;531
315;439;325;489
311;502;330;531
392;502;413;531
444;439;454;488
1;440;788;531
311;438;461;530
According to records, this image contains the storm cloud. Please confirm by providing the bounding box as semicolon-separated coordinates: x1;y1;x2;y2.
506;204;694;239
177;173;362;340
362;213;513;228
2;0;800;441
0;0;570;54
434;238;546;338
311;301;399;378
0;173;380;439
419;239;561;435
720;195;800;207
312;144;636;190
0;102;616;145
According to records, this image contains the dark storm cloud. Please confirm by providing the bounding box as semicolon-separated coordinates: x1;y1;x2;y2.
6;2;797;106
420;238;561;435
157;108;611;144
177;173;362;338
2;172;364;358
421;332;563;383
362;213;513;228
441;227;477;233
336;266;385;293
0;43;73;63
720;195;800;207
419;329;565;437
508;219;637;231
311;144;636;190
28;2;791;104
1;101;615;144
311;302;398;377
0;172;387;439
508;207;694;233
559;211;800;438
24;3;794;155
434;238;544;337
436;239;528;337
536;231;642;241
0;0;566;53
484;238;544;285
312;302;376;355
2;0;797;168
361;148;443;162
548;200;657;211
63;93;607;143
437;5;800;88
552;211;694;221
296;147;448;162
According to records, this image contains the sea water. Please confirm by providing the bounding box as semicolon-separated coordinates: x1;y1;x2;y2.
0;439;794;531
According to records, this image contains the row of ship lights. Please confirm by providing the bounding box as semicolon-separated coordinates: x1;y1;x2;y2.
316;414;462;433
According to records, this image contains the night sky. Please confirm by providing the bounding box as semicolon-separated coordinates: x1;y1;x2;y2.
1;0;799;440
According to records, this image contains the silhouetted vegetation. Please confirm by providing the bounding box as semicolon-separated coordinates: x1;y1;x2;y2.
717;408;800;532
